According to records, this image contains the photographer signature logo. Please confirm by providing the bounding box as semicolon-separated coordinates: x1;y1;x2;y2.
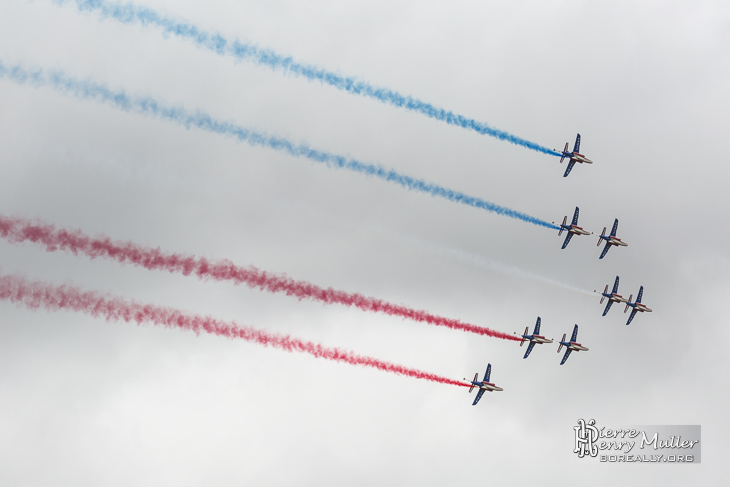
573;419;700;463
574;419;600;457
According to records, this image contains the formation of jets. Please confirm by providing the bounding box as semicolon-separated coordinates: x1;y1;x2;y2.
514;318;589;365
467;319;592;405
465;134;651;406
553;136;630;256
595;276;651;325
553;207;629;258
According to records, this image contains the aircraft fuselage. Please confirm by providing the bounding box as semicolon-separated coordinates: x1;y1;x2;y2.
568;152;593;164
634;303;653;313
471;381;503;392
565;342;589;352
523;334;553;344
603;292;628;303
564;225;590;236
603;236;628;247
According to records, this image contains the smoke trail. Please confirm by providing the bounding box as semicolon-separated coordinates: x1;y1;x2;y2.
56;0;560;156
411;237;596;297
0;61;559;230
0;214;521;341
0;273;468;387
275;198;594;298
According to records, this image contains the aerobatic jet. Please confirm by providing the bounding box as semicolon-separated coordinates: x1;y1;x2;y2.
464;363;503;405
595;276;628;316
624;286;653;325
554;206;591;249
557;325;589;365
516;317;553;359
597;218;628;259
556;133;593;177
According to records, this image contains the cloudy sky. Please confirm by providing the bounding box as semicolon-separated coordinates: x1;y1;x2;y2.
1;0;727;484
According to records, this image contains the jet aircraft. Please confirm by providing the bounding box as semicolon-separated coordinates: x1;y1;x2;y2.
464;363;503;405
557;325;589;365
556;133;593;177
595;276;628;316
516;317;553;359
554;206;591;249
597;218;628;259
624;286;653;325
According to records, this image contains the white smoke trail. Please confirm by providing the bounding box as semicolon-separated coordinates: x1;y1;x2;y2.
281;198;595;297
404;236;596;297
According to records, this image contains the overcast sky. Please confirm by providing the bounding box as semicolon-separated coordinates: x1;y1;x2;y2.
1;0;728;484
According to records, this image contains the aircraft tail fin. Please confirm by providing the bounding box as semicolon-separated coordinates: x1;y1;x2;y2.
557;334;566;353
598;227;606;246
520;327;528;346
559;142;568;163
468;372;478;393
558;215;566;236
600;284;608;303
624;295;633;312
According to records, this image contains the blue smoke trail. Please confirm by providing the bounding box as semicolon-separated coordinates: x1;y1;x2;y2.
54;0;561;156
0;61;559;230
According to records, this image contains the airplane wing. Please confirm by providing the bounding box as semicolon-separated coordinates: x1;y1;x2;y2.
573;133;581;153
523;341;536;359
599;242;611;259
626;309;638;326
534;317;541;335
563;160;576;177
637;286;644;304
610;218;619;237
602;300;613;316
484;364;492;383
560;348;573;365
472;389;486;406
570;324;578;342
611;276;620;294
561;232;574;249
571;207;580;225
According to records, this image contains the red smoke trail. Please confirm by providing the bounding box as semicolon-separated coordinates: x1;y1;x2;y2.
0;273;469;388
0;215;519;341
